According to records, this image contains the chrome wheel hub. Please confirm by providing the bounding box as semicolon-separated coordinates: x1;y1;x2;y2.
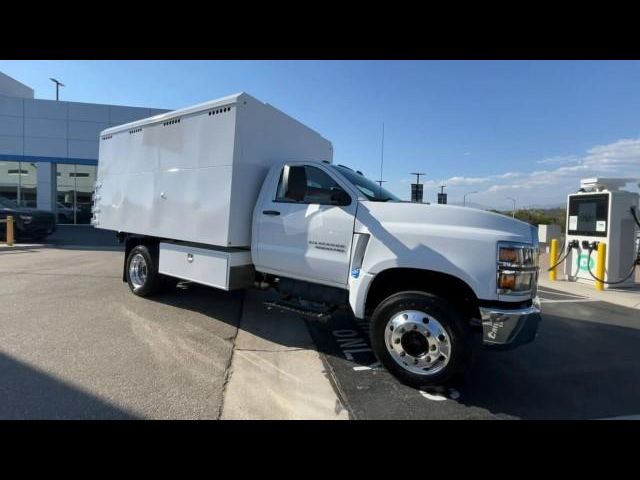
384;310;452;376
129;253;148;290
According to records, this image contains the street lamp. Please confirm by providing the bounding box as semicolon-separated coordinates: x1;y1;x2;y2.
507;197;516;218
410;172;426;185
463;191;478;207
49;78;65;101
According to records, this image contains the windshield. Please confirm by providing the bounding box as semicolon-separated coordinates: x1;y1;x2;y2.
330;165;400;202
0;197;18;209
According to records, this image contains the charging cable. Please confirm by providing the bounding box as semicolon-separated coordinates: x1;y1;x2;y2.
586;241;639;285
546;239;577;272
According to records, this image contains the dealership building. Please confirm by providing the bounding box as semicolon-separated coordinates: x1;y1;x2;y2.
0;71;168;224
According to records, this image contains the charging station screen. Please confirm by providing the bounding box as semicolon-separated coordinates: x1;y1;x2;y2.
567;193;609;237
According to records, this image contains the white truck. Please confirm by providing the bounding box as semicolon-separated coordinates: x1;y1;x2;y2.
93;92;541;388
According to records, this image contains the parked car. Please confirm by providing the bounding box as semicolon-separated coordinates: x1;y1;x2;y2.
0;196;57;241
57;202;93;224
56;202;75;224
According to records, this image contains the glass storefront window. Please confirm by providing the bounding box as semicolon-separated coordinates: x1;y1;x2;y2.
56;163;97;224
0;160;37;207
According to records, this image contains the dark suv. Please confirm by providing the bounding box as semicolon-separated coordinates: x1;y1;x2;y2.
0;197;57;241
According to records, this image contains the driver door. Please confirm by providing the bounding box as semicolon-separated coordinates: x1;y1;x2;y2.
255;163;357;287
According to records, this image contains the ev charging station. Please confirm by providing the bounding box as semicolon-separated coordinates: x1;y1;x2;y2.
563;178;640;289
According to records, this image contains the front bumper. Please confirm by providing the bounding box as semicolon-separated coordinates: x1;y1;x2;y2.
479;297;541;350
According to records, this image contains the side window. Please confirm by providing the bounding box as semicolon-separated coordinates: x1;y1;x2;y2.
275;165;351;206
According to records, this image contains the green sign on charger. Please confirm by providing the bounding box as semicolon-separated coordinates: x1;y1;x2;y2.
578;253;595;272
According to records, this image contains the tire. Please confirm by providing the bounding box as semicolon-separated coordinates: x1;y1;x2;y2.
370;291;472;389
125;244;164;297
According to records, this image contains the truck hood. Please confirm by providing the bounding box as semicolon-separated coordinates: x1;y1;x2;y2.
352;201;537;303
355;201;536;244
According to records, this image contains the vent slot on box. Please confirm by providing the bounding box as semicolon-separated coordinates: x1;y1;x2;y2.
208;106;232;116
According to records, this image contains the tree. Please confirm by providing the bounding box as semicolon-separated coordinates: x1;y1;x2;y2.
490;208;566;232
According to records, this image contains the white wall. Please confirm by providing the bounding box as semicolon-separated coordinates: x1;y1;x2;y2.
0;90;168;215
0;94;168;161
0;72;34;99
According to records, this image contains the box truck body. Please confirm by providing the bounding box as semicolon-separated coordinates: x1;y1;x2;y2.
94;92;332;247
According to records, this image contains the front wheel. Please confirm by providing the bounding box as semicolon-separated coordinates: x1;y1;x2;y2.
370;291;472;389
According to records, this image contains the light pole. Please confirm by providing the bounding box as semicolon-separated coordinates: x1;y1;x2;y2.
49;78;64;101
507;197;516;218
410;172;426;185
463;191;478;207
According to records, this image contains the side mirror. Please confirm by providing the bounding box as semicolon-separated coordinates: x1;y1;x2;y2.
330;189;351;206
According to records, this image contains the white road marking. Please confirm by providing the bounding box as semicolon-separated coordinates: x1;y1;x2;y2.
538;289;588;299
539;298;599;304
419;388;460;402
353;361;381;371
595;414;640;420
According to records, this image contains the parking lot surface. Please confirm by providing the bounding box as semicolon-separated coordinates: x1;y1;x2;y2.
0;247;241;419
2;238;639;419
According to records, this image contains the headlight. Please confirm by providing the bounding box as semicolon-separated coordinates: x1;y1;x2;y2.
19;214;32;224
496;241;538;295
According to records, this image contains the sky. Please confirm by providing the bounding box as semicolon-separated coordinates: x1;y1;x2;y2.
1;60;639;209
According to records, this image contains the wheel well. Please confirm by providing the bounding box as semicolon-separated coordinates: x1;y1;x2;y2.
364;268;480;320
123;235;160;282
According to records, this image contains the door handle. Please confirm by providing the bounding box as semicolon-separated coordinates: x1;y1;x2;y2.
262;210;281;216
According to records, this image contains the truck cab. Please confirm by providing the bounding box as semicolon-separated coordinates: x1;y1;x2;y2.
250;160;541;387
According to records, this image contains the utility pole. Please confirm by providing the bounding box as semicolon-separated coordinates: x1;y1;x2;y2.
49;78;65;101
375;180;387;187
507;197;516;218
378;122;385;196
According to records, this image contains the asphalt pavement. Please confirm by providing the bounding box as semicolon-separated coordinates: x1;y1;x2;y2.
0;236;345;420
0;248;240;419
307;285;640;419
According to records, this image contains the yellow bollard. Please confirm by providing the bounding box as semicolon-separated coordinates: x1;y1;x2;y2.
595;242;606;291
549;238;559;281
5;215;14;247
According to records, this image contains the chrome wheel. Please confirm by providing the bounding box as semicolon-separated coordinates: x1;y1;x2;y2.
129;253;148;290
384;310;452;376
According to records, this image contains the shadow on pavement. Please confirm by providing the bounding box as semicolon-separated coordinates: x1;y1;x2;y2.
146;282;317;351
43;225;123;251
0;351;138;420
461;308;640;419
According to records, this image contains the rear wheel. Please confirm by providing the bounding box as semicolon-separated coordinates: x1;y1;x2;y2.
126;245;163;297
370;291;472;389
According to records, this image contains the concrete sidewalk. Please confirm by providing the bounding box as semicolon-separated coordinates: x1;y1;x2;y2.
539;252;640;310
221;290;349;420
